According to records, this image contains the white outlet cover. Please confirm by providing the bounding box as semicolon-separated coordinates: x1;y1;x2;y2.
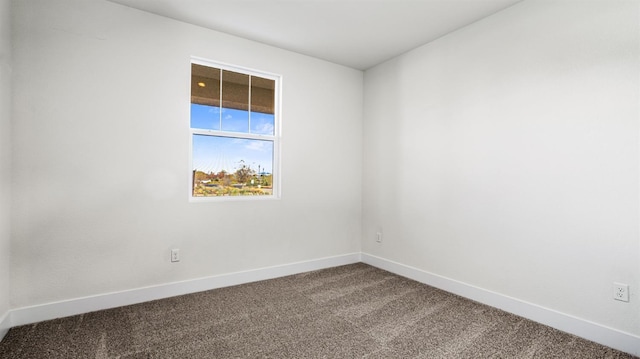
613;282;629;302
171;249;180;262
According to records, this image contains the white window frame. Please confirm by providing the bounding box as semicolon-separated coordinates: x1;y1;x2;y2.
189;57;282;202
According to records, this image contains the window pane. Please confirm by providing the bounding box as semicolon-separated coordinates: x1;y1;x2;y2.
250;112;275;135
190;103;219;130
192;134;274;197
251;76;275;115
251;76;275;135
221;70;249;133
191;64;220;107
221;108;249;133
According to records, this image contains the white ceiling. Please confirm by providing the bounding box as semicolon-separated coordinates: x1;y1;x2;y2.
108;0;522;70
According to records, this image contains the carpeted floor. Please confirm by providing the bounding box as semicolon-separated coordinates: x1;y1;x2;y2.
0;263;636;358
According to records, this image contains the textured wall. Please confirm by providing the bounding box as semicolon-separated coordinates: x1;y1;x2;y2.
363;0;639;335
10;0;363;307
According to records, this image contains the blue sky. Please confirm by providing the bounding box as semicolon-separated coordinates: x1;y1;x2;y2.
191;104;274;174
191;104;274;134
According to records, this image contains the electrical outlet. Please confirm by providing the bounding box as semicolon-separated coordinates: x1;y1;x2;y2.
613;282;629;302
376;232;382;243
171;249;180;263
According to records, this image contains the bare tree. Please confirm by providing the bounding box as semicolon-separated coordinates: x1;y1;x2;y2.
234;160;255;185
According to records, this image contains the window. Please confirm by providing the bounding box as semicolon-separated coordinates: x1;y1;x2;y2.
190;59;280;199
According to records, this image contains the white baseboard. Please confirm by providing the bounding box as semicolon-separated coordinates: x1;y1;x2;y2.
9;253;361;328
361;253;640;357
0;310;10;342
5;252;638;356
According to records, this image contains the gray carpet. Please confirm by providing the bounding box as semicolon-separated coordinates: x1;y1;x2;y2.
0;263;636;358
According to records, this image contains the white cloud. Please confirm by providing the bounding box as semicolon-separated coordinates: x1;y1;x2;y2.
245;140;268;151
255;123;274;134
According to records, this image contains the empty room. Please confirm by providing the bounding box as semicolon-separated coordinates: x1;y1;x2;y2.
0;0;639;357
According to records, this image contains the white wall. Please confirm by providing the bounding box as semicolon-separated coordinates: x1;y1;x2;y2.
10;0;362;308
363;0;639;336
0;0;12;338
7;0;639;350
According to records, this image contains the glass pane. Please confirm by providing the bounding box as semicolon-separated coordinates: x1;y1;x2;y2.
250;112;275;135
251;77;275;114
192;134;274;197
221;70;249;133
251;76;275;135
190;103;219;130
221;108;249;133
191;64;220;107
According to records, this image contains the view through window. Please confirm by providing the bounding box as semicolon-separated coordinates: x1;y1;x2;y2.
190;60;280;198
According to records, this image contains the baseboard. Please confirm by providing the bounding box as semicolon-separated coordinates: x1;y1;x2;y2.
0;310;10;342
10;252;361;328
7;252;638;356
361;253;640;357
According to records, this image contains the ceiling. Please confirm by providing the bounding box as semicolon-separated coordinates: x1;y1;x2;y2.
108;0;522;70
